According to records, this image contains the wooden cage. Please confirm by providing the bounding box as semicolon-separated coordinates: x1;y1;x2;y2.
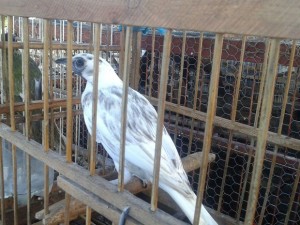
0;1;300;225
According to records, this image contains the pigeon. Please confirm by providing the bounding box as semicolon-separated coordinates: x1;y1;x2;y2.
55;53;218;225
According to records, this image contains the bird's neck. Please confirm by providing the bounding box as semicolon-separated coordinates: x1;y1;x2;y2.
85;76;123;91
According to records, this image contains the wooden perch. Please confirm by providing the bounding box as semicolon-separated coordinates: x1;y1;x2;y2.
35;152;215;224
125;152;216;194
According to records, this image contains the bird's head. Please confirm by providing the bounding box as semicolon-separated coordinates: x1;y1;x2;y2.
55;53;120;86
55;53;95;83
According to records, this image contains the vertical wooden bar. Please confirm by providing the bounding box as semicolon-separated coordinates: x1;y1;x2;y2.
43;19;50;151
150;29;172;211
253;40;271;130
85;207;92;225
65;20;76;223
258;40;297;225
148;30;156;97
1;16;8;104
131;30;142;90
23;18;30;139
0;16;5;225
89;23;100;176
66;20;74;163
173;32;187;142
8;19;15;129
7;16;18;225
118;26;132;192
86;22;101;225
43;19;51;216
176;32;187;106
64;193;71;225
236;39;271;220
217;36;247;212
26;154;31;225
23;17;32;225
119;26;125;80
193;33;224;225
0;137;5;225
43;164;49;215
187;33;203;155
244;39;281;225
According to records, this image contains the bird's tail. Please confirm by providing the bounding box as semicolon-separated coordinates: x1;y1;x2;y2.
161;184;218;225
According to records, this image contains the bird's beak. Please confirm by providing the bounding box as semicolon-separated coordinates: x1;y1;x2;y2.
55;58;67;65
55;57;83;76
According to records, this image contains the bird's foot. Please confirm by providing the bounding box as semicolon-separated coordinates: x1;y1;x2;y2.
110;171;132;185
140;179;148;188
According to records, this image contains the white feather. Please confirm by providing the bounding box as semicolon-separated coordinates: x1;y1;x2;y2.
72;53;218;225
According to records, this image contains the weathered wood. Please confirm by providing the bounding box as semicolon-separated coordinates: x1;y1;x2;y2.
119;26;132;191
0;123;186;225
0;97;81;114
1;95;299;152
194;33;223;225
35;151;215;225
141;36;300;67
147;97;300;151
0;0;300;39
151;29;172;211
58;176;144;225
36;197;86;224
125;152;216;195
0;41;121;51
244;39;281;225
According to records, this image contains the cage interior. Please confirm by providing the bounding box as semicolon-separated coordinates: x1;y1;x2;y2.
0;12;299;225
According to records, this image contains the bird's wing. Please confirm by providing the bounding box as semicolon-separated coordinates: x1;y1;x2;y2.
82;85;191;194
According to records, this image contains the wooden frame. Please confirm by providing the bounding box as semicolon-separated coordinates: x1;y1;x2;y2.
0;0;300;39
0;1;300;225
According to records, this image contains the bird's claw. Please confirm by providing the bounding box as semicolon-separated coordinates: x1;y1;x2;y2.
140;179;148;188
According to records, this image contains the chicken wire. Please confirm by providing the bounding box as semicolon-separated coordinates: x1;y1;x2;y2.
0;16;299;225
139;32;300;224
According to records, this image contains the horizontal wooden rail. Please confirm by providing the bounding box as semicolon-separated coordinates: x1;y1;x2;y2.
35;152;216;224
0;97;81;114
57;176;139;225
0;123;186;225
1;96;299;151
147;97;300;151
0;0;300;39
0;41;120;51
142;36;300;67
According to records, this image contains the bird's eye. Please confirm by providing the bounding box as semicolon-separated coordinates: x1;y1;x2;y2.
73;57;85;70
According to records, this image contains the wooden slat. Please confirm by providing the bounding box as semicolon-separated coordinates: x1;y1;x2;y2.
2;38;300;67
0;98;81;114
244;39;281;225
118;26;132;191
58;176;139;225
147;97;300;151
90;23;101;175
0;0;300;39
0;96;299;152
0;123;186;225
141;36;300;67
35;152;215;225
151;29;172;211
0;137;5;225
0;41;121;51
194;33;223;225
66;20;73;163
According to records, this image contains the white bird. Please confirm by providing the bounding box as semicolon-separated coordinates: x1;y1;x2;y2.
55;53;218;225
